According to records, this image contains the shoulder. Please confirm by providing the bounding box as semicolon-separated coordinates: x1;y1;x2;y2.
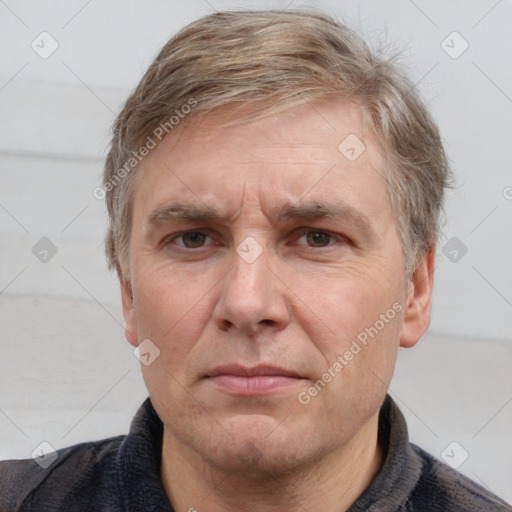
0;435;125;512
409;444;512;511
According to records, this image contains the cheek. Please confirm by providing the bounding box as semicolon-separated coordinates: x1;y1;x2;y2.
295;267;403;346
132;268;215;367
294;265;405;409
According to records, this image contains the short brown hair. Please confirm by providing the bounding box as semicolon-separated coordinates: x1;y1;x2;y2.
103;9;452;280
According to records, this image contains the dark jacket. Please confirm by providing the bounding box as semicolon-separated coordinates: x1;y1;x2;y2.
1;395;510;511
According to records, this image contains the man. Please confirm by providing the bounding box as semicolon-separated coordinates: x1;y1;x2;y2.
1;9;510;512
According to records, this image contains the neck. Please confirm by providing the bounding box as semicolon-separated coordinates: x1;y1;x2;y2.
161;412;382;512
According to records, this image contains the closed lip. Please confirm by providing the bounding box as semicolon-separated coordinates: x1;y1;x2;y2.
205;364;303;379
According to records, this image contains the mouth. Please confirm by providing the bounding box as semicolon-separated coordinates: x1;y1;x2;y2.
204;364;305;396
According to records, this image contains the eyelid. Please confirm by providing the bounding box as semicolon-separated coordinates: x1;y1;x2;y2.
165;230;215;248
291;227;349;245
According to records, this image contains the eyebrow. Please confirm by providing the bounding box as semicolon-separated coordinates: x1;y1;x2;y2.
277;202;372;230
278;202;375;240
148;201;374;236
149;204;224;226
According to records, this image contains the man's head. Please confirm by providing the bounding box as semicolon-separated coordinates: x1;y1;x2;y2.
103;10;451;478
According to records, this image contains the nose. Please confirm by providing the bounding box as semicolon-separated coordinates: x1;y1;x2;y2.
212;242;291;336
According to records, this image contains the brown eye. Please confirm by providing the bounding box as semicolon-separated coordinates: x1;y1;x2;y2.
180;232;208;248
305;231;333;247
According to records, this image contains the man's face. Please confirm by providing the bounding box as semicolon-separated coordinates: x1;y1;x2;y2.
122;99;431;474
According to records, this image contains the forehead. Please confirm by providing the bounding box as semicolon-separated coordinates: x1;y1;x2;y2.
133;98;390;224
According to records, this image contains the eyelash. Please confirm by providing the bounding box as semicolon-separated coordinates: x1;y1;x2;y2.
164;229;347;251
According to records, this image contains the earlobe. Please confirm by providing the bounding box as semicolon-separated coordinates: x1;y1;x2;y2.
399;247;436;348
120;278;139;348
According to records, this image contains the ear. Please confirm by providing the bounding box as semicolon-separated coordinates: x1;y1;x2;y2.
120;278;139;348
399;246;436;348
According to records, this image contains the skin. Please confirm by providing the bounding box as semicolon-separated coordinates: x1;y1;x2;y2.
121;98;435;512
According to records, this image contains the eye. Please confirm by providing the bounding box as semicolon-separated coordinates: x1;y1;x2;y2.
296;230;338;248
169;231;212;249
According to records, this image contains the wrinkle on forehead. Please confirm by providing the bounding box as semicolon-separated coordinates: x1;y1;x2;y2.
134;98;391;236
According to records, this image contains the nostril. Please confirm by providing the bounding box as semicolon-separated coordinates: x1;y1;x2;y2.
218;319;233;331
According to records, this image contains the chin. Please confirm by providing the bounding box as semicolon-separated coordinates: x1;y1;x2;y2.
189;415;329;478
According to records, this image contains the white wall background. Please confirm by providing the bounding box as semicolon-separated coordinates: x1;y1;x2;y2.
1;0;511;505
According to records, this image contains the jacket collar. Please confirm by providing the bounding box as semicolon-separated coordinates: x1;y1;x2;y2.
348;394;423;511
116;397;174;511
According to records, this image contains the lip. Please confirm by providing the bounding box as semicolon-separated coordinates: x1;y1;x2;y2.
205;364;304;395
206;364;301;378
